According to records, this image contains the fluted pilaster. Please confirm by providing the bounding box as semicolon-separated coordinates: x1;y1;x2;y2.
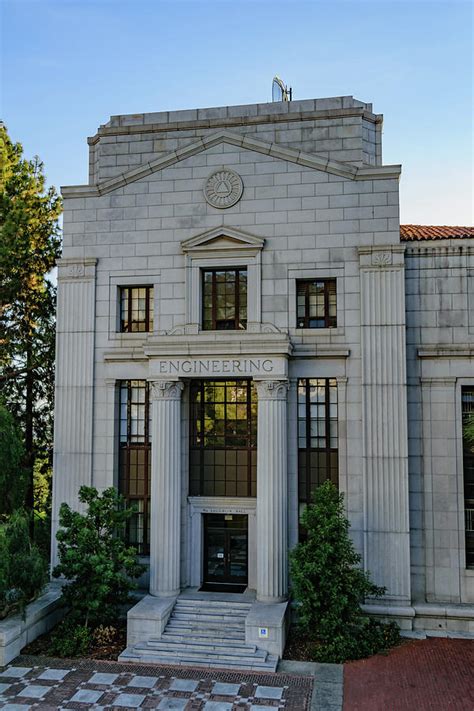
255;380;289;603
359;247;411;603
51;258;97;567
149;380;184;597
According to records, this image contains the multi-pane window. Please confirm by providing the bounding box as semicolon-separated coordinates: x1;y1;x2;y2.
296;279;337;328
120;286;154;332
190;380;257;497
202;268;247;330
462;387;474;568
119;380;151;554
298;378;338;511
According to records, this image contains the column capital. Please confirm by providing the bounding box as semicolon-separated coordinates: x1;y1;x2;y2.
254;379;289;401
150;380;184;401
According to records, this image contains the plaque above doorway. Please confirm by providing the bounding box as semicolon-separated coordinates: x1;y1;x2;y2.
204;168;243;208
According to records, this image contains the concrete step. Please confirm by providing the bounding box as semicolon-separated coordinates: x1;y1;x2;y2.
162;630;246;643
175;600;252;610
145;638;258;654
165;620;245;638
173;607;248;620
119;593;279;673
119;647;278;671
131;644;268;664
170;612;247;623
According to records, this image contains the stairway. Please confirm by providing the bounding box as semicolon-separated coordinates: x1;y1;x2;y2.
119;596;278;671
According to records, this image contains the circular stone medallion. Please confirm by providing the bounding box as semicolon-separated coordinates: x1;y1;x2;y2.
204;169;243;209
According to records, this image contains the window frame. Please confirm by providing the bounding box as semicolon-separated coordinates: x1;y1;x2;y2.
189;379;257;498
297;377;339;507
201;267;248;331
119;285;154;333
462;386;474;569
118;380;151;554
296;278;337;329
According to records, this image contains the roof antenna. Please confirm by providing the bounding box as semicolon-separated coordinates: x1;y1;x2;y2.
272;76;293;102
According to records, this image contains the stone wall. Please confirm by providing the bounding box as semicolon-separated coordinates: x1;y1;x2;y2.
405;241;474;604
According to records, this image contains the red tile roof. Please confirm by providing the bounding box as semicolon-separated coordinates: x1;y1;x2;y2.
400;225;474;241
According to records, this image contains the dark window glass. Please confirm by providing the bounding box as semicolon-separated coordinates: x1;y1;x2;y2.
298;378;338;536
190;380;257;497
120;286;154;332
462;387;474;568
296;279;337;328
119;380;151;554
202;269;247;330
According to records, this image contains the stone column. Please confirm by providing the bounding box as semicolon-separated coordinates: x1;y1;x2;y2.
149;380;184;597
255;379;289;603
359;246;411;603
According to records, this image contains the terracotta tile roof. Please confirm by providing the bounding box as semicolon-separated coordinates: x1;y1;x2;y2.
400;224;474;241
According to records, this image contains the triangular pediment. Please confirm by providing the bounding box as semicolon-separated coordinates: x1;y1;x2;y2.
62;129;401;199
181;226;264;255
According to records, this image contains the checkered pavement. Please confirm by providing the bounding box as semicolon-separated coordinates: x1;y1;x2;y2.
0;658;312;709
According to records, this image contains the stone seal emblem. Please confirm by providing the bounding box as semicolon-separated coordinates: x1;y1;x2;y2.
204;169;243;208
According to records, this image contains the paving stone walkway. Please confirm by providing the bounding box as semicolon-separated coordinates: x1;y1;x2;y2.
343;638;474;711
0;656;313;710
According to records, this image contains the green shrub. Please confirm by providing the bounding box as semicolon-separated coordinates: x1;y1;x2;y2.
0;511;48;618
49;618;92;657
289;480;400;663
52;486;145;629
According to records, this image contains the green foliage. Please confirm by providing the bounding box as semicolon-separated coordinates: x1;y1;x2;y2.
0;124;62;514
464;413;474;450
52;486;145;629
0;399;27;515
290;480;400;663
49;618;92;657
0;511;48;618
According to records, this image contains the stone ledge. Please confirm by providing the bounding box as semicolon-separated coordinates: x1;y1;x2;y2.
418;345;474;359
245;600;289;657
0;583;64;666
363;601;474;633
126;595;176;646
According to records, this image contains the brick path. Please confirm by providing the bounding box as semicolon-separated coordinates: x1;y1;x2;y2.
343;638;474;711
0;655;313;710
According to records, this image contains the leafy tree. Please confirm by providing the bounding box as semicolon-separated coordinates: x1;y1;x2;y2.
52;486;145;629
464;413;474;450
0;124;62;513
289;480;399;663
0;399;27;515
0;510;48;618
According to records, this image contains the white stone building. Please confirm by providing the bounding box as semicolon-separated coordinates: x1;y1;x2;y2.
52;96;474;668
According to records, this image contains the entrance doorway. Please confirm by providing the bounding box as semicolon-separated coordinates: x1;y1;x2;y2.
202;514;248;592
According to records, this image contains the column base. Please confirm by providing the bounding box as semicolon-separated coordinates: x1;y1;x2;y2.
150;588;181;598
256;594;288;604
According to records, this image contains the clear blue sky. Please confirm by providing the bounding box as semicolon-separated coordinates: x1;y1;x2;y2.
2;0;473;225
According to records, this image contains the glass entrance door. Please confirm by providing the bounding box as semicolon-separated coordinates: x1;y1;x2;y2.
202;514;248;591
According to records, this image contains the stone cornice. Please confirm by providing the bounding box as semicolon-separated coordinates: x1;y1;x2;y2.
405;242;474;255
143;332;292;359
62;130;401;198
418;345;474;359
181;225;264;254
291;344;350;359
87;106;382;145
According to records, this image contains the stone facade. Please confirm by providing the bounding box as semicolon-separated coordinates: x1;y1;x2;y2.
52;96;474;655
